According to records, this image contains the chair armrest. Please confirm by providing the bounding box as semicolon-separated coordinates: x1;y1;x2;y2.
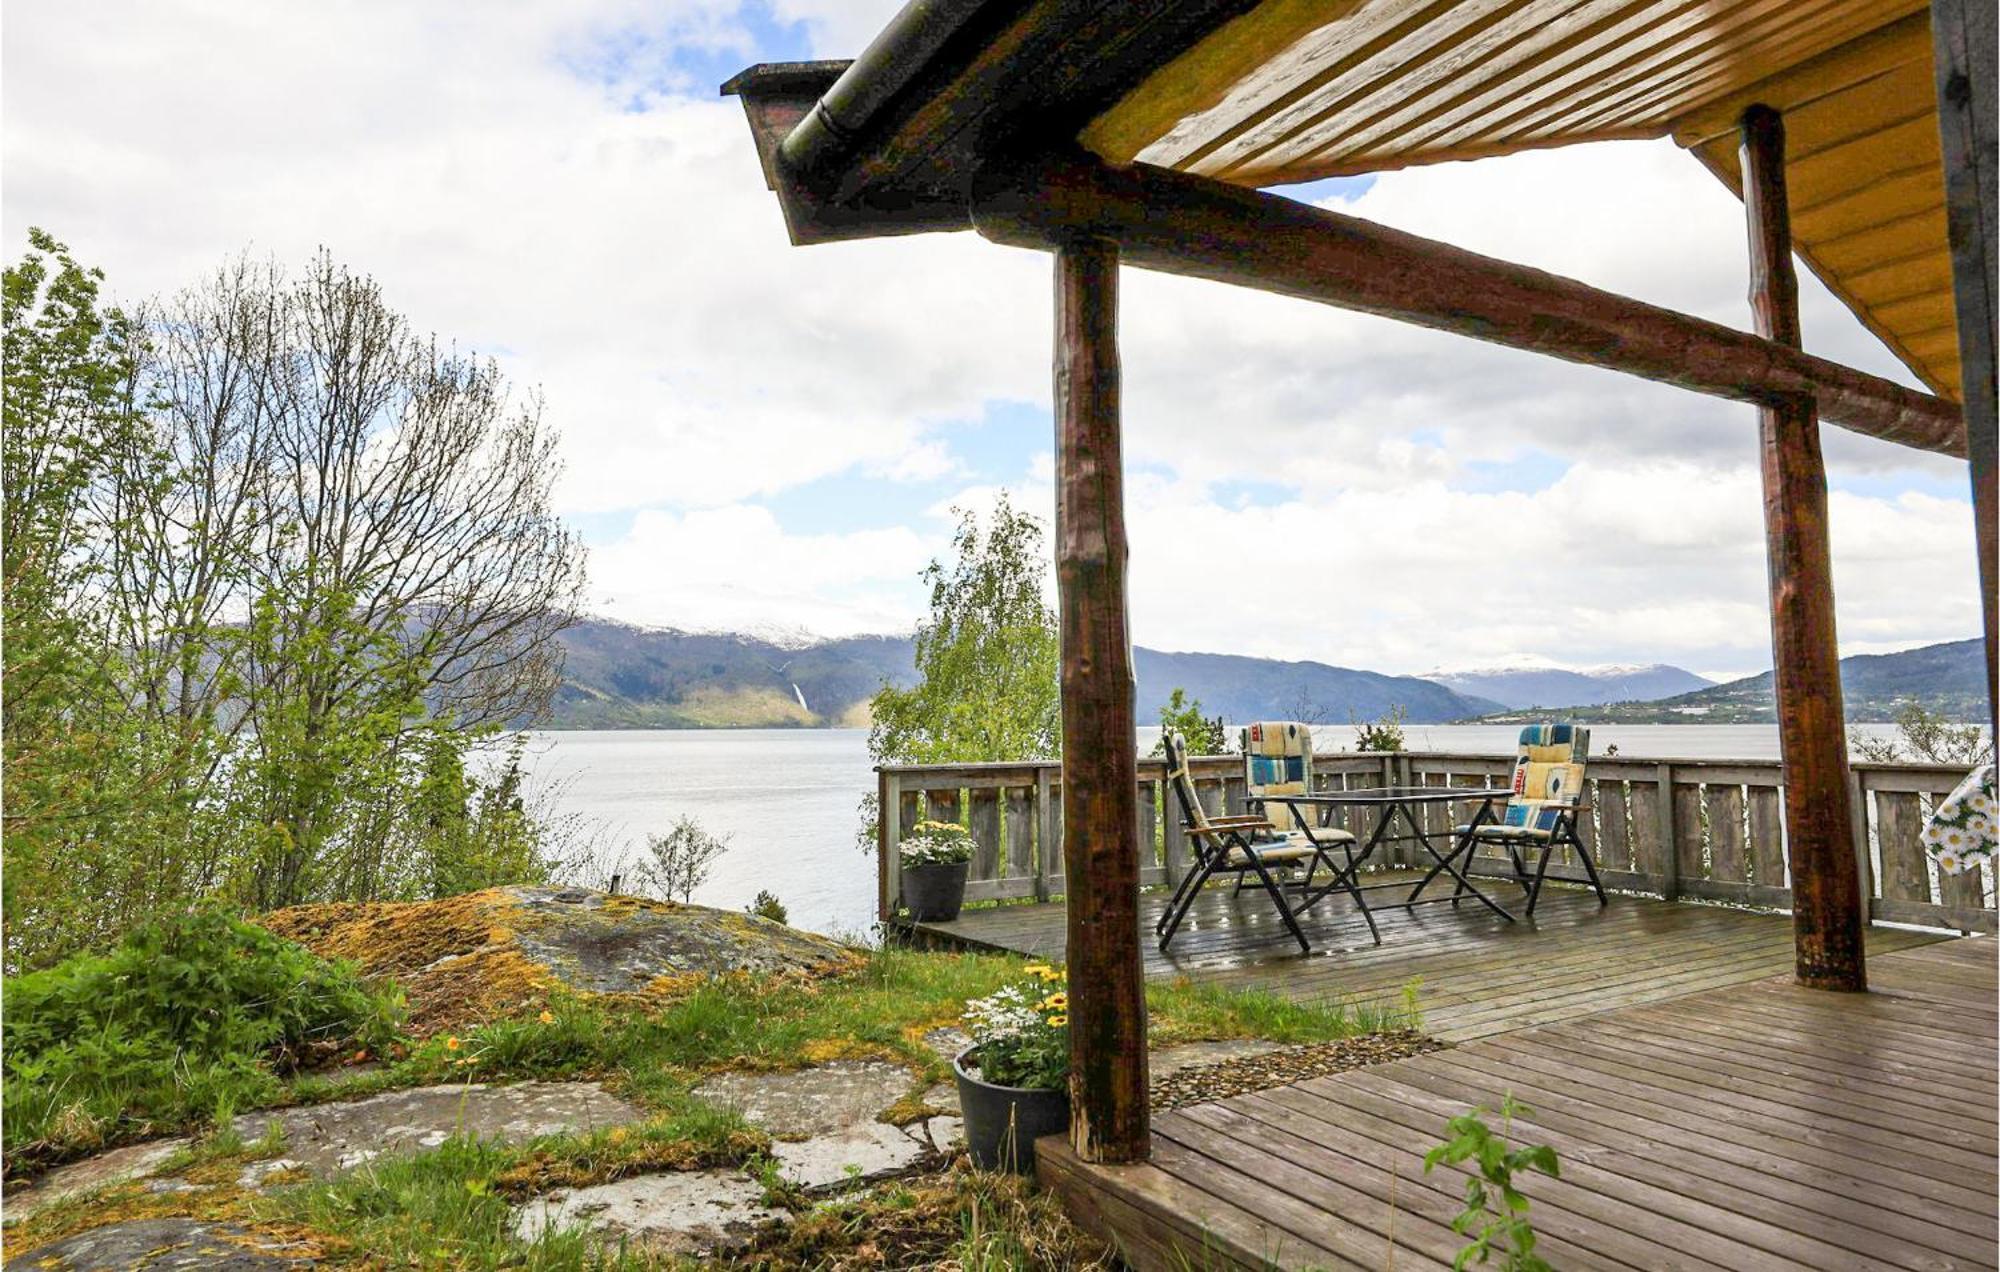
1190;818;1276;839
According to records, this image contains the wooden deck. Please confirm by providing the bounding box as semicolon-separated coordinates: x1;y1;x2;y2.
908;883;1996;1268
905;875;1948;1041
1037;938;1998;1270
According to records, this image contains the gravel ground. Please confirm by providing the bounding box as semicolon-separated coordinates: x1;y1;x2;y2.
1149;1030;1446;1111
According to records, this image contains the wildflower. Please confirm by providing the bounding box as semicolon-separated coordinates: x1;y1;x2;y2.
444;1036;461;1052
1041;993;1068;1011
1022;964;1054;977
538;1010;556;1025
1048;1015;1067;1027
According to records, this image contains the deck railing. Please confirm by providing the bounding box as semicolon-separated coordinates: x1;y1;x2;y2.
875;751;1992;934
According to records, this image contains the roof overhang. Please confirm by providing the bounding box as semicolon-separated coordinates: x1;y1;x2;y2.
724;0;1967;436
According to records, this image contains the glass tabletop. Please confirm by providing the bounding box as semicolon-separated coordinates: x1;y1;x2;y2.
1253;786;1513;805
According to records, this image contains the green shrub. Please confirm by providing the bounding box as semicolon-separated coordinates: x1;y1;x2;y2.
745;889;789;925
3;908;403;1169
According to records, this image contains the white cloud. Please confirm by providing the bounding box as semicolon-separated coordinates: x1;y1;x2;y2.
591;504;931;637
4;3;1981;675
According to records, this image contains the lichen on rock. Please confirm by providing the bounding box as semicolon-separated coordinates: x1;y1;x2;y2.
262;885;861;1036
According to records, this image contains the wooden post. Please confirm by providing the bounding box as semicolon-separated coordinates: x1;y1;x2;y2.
1740;104;1867;992
1053;237;1149;1163
1930;0;1999;739
971;153;1966;454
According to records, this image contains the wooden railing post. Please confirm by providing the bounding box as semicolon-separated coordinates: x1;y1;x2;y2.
1053;237;1148;1163
1655;762;1679;902
879;770;902;923
1742;104;1867;991
1034;766;1056;902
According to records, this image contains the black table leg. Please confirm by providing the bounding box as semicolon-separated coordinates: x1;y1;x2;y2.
1402;801;1514;922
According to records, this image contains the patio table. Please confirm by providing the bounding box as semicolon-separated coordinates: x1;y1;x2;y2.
1250;786;1520;933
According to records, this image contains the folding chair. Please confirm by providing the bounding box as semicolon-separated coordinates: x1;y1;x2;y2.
1156;729;1340;955
1455;723;1607;914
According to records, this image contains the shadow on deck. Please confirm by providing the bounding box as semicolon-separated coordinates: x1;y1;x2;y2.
902;880;1997;1269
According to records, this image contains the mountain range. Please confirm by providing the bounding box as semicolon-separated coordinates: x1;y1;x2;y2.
1432;663;1713;708
1490;637;1988;724
546;619;1505;728
544;620;1984;730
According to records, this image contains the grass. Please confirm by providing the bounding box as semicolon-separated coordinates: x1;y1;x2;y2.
6;940;1418;1268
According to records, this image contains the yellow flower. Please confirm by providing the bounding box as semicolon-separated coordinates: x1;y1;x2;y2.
444;1036;461;1052
1048;1015;1067;1027
538;1010;556;1025
1022;964;1053;977
1041;993;1068;1010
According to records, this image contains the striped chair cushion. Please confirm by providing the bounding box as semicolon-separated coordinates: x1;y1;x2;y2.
1242;721;1314;833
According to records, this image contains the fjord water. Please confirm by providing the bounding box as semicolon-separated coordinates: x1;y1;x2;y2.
518;723;1907;938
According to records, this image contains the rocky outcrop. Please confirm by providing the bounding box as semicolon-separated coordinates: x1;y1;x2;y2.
261;886;861;1035
3;1219;317;1270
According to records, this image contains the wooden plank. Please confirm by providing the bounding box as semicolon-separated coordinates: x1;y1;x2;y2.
1596;777;1632;873
1743;103;1867;991
1673;779;1706;884
969;788;1002;883
1876;789;1933;904
1137;777;1159;873
1034;767;1056;901
1004;784;1035;881
969;151;1966;455
879;770;900;922
1937;860;1987;921
925;787;962;828
1052;238;1148;1164
1932;0;2000;736
1706;784;1748;884
1632;769;1671;895
1748;784;1787;889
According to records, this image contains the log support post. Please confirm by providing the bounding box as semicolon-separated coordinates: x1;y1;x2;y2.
1930;0;1998;740
1740;104;1867;991
1053;237;1149;1162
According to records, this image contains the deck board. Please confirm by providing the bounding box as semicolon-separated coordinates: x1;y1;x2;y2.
1035;939;1999;1270
905;875;1945;1040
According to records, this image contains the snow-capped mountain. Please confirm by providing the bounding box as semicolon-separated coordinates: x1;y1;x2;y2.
1430;662;1714;709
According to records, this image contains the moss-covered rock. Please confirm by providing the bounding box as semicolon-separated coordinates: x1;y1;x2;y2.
262;886;861;1036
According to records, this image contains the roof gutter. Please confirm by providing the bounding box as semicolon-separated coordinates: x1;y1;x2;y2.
776;0;1000;183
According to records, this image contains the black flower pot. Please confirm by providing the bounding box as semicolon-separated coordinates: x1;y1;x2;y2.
900;860;970;922
954;1046;1069;1174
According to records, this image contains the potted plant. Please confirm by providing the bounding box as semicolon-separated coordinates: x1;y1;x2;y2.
899;819;974;921
955;963;1070;1174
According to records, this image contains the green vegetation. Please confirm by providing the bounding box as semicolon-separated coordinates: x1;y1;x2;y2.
8;932;1404;1267
637;816;732;903
900;819;976;867
1852;701;1994;766
860;494;1062;848
1153;687;1228;756
962;964;1070;1089
1352;705;1408;752
1424;1094;1561;1272
866;495;1060;766
745;890;789;924
3;910;402;1173
2;232;586;972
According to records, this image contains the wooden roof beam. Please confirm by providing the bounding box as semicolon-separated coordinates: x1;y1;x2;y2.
970;151;1967;456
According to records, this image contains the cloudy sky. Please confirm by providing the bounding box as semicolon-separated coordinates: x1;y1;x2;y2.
4;1;1981;680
